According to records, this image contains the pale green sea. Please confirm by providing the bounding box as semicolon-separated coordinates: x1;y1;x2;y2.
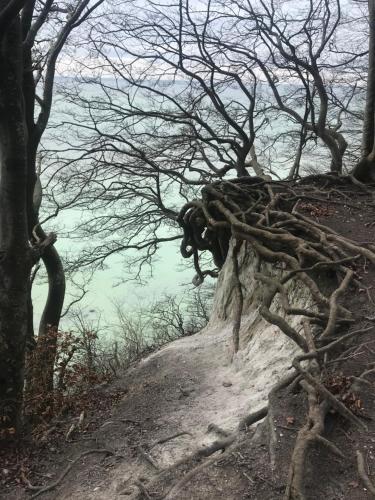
32;79;360;330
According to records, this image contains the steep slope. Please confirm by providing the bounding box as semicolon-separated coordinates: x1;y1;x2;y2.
5;178;375;500
31;240;312;499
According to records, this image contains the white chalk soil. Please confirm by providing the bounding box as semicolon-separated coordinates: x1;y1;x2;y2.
51;311;297;500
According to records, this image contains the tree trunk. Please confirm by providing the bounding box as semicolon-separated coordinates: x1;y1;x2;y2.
362;0;375;159
38;244;66;391
0;16;32;438
353;0;375;182
25;198;65;417
22;31;66;410
321;130;346;175
26;239;65;411
288;128;307;179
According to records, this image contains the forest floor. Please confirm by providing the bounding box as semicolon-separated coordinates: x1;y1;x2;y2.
1;182;375;500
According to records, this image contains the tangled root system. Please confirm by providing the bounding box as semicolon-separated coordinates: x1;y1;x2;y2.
176;175;375;499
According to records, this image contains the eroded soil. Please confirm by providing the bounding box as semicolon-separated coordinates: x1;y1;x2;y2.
1;182;375;500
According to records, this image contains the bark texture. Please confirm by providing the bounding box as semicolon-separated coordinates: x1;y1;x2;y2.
353;0;375;182
26;233;65;407
0;15;32;437
362;0;375;159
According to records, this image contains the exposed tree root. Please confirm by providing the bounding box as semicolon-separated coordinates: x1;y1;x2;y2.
159;405;270;499
320;269;353;338
162;454;224;500
133;479;153;500
127;406;268;500
15;178;372;500
284;382;329;500
138;445;160;470
177;176;374;499
231;239;244;357
267;372;301;469
238;404;268;430
30;449;115;499
207;423;232;437
150;431;193;449
292;355;367;430
356;450;375;496
285;321;331;500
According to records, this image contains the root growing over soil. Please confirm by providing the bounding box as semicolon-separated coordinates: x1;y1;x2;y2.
175;176;375;500
93;176;374;500
30;449;115;499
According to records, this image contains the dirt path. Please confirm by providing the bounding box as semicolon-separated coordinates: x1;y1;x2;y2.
3;183;375;500
48;322;262;499
21;285;298;500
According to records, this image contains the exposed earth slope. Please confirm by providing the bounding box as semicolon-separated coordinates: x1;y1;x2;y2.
2;178;375;500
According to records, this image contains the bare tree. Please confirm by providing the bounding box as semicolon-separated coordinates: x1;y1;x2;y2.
43;0;274;283
42;0;370;289
112;286;213;359
24;0;104;410
0;0;33;438
216;0;370;175
0;0;103;439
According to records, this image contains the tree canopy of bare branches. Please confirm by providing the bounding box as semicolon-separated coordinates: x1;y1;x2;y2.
43;0;370;280
0;0;103;439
